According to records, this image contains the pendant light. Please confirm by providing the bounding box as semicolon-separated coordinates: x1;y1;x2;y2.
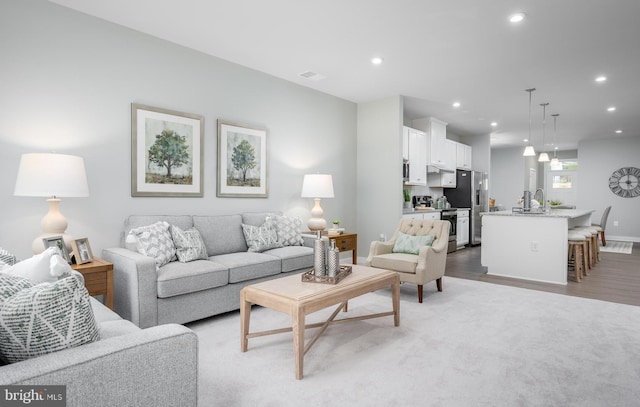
550;113;560;168
523;88;536;156
538;102;550;162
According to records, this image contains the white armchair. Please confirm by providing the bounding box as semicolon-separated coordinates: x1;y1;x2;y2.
366;219;450;303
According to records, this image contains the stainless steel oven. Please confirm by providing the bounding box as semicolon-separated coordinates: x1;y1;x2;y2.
440;209;457;253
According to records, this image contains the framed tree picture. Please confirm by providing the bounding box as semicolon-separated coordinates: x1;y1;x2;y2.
217;120;268;198
131;103;204;197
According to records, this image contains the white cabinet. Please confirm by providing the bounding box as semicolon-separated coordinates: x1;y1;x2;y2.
402;211;440;221
403;126;426;185
456;142;472;170
456;210;470;247
427;142;456;188
444;140;456;171
412;117;448;168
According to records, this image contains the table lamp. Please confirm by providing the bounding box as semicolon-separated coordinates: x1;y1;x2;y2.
300;174;334;231
14;153;90;254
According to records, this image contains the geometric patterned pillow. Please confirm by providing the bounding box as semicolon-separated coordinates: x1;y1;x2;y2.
0;247;17;266
241;222;283;253
268;215;304;246
0;273;100;364
128;221;177;270
169;225;208;263
392;231;435;255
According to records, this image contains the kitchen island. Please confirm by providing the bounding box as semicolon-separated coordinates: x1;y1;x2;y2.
481;209;594;285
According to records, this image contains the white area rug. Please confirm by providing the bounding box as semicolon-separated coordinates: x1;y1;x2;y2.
188;278;640;407
599;241;633;254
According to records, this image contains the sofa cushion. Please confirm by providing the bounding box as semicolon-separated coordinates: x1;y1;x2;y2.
0;274;100;364
268;215;304;246
156;260;229;298
392;232;435;255
128;221;177;270
241;222;283;253
170;225;208;263
264;246;314;272
241;211;281;227
194;215;247;255
211;252;281;283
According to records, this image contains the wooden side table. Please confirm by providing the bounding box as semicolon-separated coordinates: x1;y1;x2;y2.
305;232;358;264
71;257;114;310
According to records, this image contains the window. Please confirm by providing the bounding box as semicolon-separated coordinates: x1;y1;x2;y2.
552;175;572;189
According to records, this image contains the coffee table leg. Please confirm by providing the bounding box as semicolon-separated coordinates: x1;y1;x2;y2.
392;278;400;327
292;307;305;379
240;289;250;352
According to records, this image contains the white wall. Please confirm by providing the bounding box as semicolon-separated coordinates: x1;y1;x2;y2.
0;0;357;259
577;136;640;242
490;147;525;209
357;96;403;255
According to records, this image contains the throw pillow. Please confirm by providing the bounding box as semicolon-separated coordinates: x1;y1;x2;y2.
0;247;70;283
170;225;208;263
0;273;100;364
268;215;304;246
128;221;177;270
392;232;435;255
241;222;283;253
0;247;17;266
0;275;35;305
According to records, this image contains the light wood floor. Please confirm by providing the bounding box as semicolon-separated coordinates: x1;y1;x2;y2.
445;242;640;307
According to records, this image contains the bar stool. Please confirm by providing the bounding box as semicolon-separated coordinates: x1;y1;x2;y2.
568;232;588;282
573;226;600;265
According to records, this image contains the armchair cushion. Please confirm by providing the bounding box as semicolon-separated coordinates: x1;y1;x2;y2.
392;232;434;254
370;253;419;274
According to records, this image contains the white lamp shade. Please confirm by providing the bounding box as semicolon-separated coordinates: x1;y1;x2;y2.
14;153;89;197
301;174;334;198
538;152;550;162
523;145;536;156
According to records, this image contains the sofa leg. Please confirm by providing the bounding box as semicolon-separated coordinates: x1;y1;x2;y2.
418;285;423;303
436;278;443;292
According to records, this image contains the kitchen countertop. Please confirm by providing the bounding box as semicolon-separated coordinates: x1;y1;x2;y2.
481;208;594;219
403;207;470;215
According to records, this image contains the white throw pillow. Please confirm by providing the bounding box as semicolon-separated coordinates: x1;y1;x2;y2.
128;221;177;270
0;247;72;283
0;273;100;364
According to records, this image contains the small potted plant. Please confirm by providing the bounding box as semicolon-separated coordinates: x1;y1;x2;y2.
403;189;412;210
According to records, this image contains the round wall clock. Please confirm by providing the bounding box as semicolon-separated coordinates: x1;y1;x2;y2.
608;167;640;198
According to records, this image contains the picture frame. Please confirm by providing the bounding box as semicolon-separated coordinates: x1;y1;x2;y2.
131;103;204;197
217;120;268;198
42;236;71;264
71;238;94;265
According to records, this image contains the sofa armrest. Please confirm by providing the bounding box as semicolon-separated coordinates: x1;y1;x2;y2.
0;324;198;407
101;247;159;328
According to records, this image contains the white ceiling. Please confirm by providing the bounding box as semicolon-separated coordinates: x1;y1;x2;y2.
50;0;640;150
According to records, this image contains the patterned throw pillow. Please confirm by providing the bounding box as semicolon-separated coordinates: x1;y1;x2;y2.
170;225;208;263
392;232;435;255
241;222;283;253
0;274;100;364
0;247;17;266
128;221;177;270
268;215;304;246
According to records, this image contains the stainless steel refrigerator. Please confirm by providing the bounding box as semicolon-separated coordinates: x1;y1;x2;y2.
444;170;488;246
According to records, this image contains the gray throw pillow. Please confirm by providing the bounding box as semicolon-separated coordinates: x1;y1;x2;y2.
0;274;100;364
241;222;283;253
268;215;304;246
128;221;177;270
170;225;209;262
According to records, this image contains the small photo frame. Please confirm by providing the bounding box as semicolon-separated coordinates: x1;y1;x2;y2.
42;236;71;264
71;238;94;265
217;120;268;198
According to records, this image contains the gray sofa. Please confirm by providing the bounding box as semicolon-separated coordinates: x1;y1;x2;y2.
0;297;198;407
102;212;321;328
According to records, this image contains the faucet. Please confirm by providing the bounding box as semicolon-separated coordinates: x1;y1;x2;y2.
534;188;545;211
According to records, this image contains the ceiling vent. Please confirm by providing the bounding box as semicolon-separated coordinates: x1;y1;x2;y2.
298;71;326;81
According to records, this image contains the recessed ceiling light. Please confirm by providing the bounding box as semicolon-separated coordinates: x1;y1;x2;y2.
524;139;529;142
607;106;616;112
371;57;383;65
490;122;498;127
615;130;622;134
452;102;461;108
595;76;607;82
509;12;526;23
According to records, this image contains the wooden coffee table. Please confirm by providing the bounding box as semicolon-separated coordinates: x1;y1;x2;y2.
240;265;400;379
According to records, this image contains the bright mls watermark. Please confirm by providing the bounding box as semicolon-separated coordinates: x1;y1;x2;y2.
1;386;66;406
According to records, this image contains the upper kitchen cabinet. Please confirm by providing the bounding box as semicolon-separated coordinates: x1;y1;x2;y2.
427;140;456;188
412;117;448;169
456;142;472;170
403;126;426;185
